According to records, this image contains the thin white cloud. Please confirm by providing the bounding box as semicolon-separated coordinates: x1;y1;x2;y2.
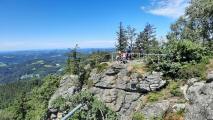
142;0;189;18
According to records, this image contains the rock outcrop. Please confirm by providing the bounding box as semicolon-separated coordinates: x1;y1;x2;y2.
139;100;170;119
89;63;167;120
90;64;166;93
48;75;80;119
207;70;213;83
172;103;186;113
47;61;213;120
185;76;213;120
140;71;166;92
47;62;168;120
48;75;80;108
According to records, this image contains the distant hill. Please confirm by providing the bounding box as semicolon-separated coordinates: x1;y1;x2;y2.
0;48;114;84
0;50;67;83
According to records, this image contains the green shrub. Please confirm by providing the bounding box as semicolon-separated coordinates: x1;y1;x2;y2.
145;81;183;105
132;113;145;120
147;92;163;103
151;116;163;120
132;112;163;120
51;96;67;111
25;75;60;120
158;62;182;78
178;63;206;79
149;39;210;79
164;40;206;63
201;56;211;64
96;63;108;73
169;81;183;97
0;109;15;120
86;52;111;68
52;91;117;120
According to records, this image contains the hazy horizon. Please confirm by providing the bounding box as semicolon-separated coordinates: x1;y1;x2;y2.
0;47;115;53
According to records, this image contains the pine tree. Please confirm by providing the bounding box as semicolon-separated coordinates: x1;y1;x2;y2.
127;26;137;51
66;45;86;87
116;22;128;52
135;32;144;52
135;23;157;54
66;44;80;75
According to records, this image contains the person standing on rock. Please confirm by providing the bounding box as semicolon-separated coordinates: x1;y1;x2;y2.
116;51;122;61
127;46;132;60
140;48;144;58
122;52;127;64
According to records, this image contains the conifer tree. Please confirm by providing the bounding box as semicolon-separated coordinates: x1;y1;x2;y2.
66;44;80;75
135;31;144;52
135;23;157;54
116;22;128;52
127;26;137;51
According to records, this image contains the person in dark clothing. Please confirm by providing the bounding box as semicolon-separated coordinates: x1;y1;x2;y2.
127;46;132;60
140;48;144;57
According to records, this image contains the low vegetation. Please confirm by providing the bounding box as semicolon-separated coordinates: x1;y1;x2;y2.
96;63;109;73
0;75;60;120
51;91;117;120
141;81;183;105
164;110;185;120
131;62;148;75
148;40;210;79
132;112;145;120
132;112;164;120
207;59;213;72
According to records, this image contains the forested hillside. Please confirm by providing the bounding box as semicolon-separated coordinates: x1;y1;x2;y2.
0;48;113;84
0;50;67;83
0;79;42;109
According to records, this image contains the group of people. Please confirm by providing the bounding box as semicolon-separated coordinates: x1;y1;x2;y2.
116;47;132;64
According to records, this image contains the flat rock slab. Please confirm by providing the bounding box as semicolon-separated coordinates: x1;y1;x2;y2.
185;81;213;120
140;100;170;120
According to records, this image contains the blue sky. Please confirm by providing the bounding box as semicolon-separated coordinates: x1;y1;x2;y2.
0;0;189;51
